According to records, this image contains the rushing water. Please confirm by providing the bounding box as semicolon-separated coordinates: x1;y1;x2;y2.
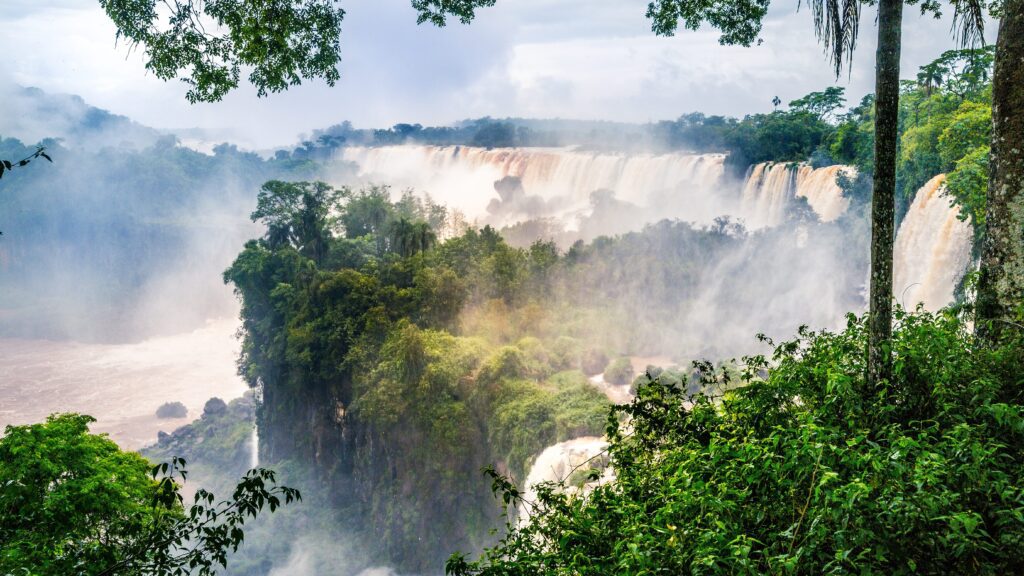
0;317;247;449
518;436;611;522
340;145;728;226
740;162;853;227
893;174;974;311
250;424;260;468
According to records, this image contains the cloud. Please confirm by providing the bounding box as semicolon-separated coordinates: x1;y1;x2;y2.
0;0;991;149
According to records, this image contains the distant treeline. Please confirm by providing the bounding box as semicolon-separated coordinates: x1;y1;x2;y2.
284;46;993;205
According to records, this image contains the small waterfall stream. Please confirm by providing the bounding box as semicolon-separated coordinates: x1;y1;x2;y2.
518;436;612;523
250;425;259;469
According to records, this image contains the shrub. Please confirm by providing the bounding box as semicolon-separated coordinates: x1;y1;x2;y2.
602;357;634;386
203;397;228;417
449;310;1024;575
580;349;608;375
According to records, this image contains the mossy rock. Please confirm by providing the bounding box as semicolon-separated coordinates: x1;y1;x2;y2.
155;401;188;419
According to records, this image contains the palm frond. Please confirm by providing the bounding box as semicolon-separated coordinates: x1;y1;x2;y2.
950;0;987;48
799;0;862;77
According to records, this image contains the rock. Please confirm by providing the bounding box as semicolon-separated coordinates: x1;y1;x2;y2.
203;397;228;417
156;401;188;419
157;430;170;443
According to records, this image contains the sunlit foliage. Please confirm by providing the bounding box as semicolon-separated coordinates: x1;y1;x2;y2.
449;311;1024;575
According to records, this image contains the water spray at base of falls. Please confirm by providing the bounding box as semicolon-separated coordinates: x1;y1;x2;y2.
339;145;728;226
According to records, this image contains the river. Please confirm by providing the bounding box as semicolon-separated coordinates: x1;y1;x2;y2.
0;317;246;450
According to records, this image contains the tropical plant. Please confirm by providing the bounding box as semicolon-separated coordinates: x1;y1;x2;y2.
0;414;299;575
447;310;1024;575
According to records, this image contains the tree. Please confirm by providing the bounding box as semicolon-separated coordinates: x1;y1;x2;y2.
0;414;299;576
99;0;496;102
916;46;996;100
342;185;395;255
251;180;343;264
865;0;903;391
788;86;846;121
388;217;437;257
977;0;1024;341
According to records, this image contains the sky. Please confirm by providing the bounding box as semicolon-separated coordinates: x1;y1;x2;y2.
0;0;991;149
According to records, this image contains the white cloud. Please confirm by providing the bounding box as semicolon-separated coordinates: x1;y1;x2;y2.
0;0;994;149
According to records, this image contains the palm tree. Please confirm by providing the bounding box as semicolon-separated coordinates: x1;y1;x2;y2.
388;218;436;258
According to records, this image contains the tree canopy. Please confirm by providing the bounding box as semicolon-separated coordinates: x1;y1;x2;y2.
0;414;299;575
98;0;498;102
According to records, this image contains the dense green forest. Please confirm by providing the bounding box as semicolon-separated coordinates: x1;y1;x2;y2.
449;310;1024;575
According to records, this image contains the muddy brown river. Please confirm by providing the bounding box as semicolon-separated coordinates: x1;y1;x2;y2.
0;317;247;450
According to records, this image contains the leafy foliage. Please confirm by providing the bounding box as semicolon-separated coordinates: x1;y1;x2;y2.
449;311;1024;575
830;47;995;230
0;145;51;180
0;414;299;575
98;0;502;102
99;0;345;102
646;0;772;46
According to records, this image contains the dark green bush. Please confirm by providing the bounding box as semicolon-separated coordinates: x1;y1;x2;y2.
449;310;1024;575
603;357;634;386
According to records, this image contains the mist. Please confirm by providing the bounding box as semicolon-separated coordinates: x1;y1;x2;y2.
0;79;976;575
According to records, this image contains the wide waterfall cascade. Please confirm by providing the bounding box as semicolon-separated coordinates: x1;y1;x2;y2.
518;436;612;523
893;174;973;311
740;162;854;228
339;146;727;226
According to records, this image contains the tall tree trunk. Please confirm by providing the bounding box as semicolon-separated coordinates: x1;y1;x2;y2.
977;0;1024;341
867;0;903;390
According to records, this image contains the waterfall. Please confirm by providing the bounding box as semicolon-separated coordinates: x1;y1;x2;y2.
518;436;611;523
794;164;852;222
740;162;854;227
893;174;973;311
740;162;796;228
250;425;259;469
338;146;727;226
